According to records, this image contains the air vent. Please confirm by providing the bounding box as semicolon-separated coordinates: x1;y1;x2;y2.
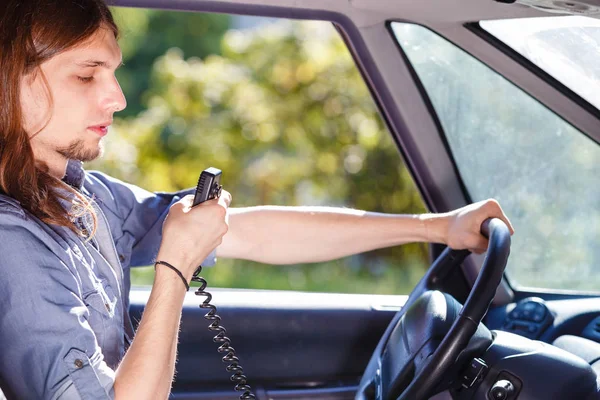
593;320;600;334
582;316;600;342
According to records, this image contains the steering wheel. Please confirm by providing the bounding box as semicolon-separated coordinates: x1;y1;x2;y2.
356;218;511;400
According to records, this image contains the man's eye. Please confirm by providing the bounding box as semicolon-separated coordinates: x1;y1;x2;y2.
77;76;94;83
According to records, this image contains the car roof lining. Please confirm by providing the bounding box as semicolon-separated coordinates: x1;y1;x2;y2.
116;0;553;24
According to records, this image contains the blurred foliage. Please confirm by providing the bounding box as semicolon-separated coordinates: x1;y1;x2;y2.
89;13;429;294
110;8;230;117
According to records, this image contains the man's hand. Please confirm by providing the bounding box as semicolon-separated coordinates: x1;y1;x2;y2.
157;190;232;281
444;199;515;254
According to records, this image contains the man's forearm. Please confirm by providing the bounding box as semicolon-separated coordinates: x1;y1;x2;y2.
114;267;185;399
219;206;450;264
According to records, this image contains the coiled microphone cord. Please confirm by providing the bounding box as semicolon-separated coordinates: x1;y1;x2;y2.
192;266;255;400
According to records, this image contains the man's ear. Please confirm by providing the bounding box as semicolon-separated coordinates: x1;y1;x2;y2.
20;67;54;139
21;66;40;86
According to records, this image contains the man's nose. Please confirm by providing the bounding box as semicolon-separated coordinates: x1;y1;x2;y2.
101;76;127;113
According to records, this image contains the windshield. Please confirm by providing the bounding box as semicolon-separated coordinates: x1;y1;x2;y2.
480;16;600;111
390;22;600;292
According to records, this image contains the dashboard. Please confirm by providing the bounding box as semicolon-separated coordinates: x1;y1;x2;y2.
440;296;600;399
486;296;600;375
499;297;553;340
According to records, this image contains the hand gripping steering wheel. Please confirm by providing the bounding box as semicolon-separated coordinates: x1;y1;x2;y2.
356;218;511;400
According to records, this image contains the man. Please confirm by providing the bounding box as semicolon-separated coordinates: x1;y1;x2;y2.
0;0;514;399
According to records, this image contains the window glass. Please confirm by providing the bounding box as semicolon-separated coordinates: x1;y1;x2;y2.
481;16;600;111
87;10;430;294
390;22;600;291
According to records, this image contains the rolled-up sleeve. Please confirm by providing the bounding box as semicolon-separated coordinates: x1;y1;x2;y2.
0;217;114;399
84;171;217;268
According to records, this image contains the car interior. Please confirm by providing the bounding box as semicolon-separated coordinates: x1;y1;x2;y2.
2;0;598;399
119;0;599;399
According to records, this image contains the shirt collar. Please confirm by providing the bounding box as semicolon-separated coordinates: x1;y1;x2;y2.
62;160;85;191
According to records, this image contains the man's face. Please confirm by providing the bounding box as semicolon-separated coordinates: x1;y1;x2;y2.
20;27;126;178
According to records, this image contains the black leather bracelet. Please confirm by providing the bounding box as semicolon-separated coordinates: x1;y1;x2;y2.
154;260;190;291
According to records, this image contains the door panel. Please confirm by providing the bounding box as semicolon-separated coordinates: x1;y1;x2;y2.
130;289;406;398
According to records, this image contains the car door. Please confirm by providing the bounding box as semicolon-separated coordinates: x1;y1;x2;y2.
116;0;600;399
116;3;437;399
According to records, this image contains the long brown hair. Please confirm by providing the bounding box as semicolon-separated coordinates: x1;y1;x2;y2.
0;0;119;237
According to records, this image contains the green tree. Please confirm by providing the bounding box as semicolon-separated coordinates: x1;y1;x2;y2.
90;20;429;294
110;8;230;117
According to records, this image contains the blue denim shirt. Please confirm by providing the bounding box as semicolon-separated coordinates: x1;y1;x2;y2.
0;160;215;399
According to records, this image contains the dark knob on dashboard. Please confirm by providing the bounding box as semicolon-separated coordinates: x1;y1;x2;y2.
489;379;515;400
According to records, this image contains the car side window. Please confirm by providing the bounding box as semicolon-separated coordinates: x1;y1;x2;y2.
88;11;430;294
390;22;600;292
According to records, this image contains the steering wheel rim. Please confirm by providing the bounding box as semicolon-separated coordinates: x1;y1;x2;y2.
356;218;511;400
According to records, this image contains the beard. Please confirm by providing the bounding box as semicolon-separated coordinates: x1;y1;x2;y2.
56;138;104;162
